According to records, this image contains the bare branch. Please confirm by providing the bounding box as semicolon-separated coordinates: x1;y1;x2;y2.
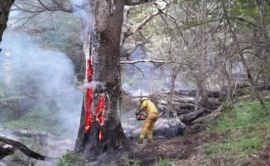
125;0;154;6
36;0;72;12
125;4;168;38
120;60;166;64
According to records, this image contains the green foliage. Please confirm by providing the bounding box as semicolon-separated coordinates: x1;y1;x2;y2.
39;14;84;74
0;107;15;123
205;99;270;157
204;135;265;156
213;101;270;132
4;101;61;135
231;0;258;19
157;158;171;166
57;150;86;166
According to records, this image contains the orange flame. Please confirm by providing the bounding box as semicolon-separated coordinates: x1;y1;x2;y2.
84;58;93;133
95;94;105;141
84;88;93;133
83;58;106;142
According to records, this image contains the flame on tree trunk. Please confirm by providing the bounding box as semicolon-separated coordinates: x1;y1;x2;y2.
76;55;108;159
75;0;129;161
84;59;93;134
95;93;105;141
83;58;105;140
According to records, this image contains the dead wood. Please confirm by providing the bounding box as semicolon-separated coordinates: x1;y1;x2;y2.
0;145;17;160
191;105;223;124
0;136;56;161
0;128;53;138
179;109;205;124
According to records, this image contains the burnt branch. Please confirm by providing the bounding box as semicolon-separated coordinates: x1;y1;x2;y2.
0;136;56;161
0;146;17;160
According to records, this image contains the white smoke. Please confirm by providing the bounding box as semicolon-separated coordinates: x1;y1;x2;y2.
0;31;82;138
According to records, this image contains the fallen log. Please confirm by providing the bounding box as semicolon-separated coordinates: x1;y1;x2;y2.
191;105;223;124
0;128;53;138
179;109;205;124
0;136;56;161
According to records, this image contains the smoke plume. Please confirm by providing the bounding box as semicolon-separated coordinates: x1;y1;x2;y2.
0;31;82;138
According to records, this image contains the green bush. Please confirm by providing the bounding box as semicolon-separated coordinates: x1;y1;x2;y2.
4;102;61;135
157;158;171;166
57;150;86;166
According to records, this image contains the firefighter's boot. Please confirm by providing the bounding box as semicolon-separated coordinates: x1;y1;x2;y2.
137;137;143;144
147;131;153;143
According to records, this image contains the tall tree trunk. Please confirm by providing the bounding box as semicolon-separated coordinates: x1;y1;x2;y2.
0;0;14;45
74;0;129;161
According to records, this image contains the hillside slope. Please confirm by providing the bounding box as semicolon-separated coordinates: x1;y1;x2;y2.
125;95;270;166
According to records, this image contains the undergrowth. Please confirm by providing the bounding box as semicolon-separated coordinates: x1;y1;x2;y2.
57;150;86;166
204;98;270;158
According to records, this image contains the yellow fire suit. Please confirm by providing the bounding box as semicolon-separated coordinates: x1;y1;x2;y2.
138;98;158;144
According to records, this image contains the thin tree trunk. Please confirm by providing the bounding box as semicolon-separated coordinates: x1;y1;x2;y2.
166;66;181;118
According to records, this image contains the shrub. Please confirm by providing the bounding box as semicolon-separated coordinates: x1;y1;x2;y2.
57;150;86;166
157;158;171;166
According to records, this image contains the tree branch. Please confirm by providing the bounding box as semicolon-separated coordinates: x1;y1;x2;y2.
125;4;168;38
0;136;56;161
120;60;166;64
125;0;154;6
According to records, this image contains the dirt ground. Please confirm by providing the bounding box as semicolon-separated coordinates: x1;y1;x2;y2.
127;130;270;166
128;133;205;166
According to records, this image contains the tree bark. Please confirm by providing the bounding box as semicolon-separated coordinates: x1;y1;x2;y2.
0;0;14;45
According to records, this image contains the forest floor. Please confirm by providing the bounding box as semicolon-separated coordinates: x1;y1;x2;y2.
124;93;270;166
128;130;270;166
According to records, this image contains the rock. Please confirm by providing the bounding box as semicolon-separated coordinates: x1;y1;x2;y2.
122;123;137;138
156;104;167;112
127;118;186;139
154;118;186;138
159;100;168;105
0;162;7;166
122;123;136;131
130;128;141;139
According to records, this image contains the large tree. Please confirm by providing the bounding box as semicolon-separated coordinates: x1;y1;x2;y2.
74;0;153;161
0;0;156;162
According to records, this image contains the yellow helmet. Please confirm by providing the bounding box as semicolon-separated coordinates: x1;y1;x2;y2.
140;97;148;102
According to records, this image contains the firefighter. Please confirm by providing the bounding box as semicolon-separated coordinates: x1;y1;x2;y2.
136;97;159;144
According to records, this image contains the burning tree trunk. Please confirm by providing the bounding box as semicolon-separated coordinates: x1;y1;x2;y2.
74;0;129;161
